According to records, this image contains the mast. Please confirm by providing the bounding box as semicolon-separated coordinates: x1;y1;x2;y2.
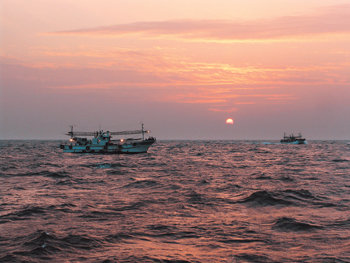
142;123;145;140
69;125;74;138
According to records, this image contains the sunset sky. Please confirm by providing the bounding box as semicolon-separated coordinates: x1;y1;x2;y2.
1;0;350;139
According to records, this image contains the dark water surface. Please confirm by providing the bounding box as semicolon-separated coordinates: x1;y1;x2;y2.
0;140;349;262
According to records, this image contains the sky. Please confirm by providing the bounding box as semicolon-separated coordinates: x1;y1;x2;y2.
1;0;350;140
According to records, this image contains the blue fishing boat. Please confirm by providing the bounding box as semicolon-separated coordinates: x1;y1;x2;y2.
59;124;155;153
280;133;306;144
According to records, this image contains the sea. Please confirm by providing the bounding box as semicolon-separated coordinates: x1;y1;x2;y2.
0;140;349;263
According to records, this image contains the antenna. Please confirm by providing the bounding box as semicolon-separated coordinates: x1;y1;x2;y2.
69;125;74;138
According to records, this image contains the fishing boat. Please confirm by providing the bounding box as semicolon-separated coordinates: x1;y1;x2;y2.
59;124;156;153
280;133;306;144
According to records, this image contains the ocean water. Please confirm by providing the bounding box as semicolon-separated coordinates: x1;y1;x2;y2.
0;140;349;263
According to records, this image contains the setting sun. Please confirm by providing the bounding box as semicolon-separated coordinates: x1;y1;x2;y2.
225;118;234;125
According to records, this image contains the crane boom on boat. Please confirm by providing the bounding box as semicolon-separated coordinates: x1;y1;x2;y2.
66;126;150;137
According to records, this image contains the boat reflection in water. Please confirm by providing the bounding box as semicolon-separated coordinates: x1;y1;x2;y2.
280;133;307;144
59;123;155;154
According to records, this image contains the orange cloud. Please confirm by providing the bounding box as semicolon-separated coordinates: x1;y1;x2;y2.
2;35;348;116
51;5;350;41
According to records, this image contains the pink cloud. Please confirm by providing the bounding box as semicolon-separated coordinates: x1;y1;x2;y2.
51;5;350;40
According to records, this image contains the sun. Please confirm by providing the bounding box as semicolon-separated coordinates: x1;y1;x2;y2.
225;118;234;125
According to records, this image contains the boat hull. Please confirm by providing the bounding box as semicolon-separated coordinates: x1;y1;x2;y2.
60;138;155;154
119;140;155;153
280;140;307;144
60;144;119;153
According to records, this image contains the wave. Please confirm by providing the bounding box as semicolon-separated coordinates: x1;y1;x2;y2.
1;205;46;222
219;238;267;244
113;200;151;211
0;164;19;172
238;189;332;207
97;163;126;169
327;218;350;228
107;227;200;243
76;162;126;169
239;190;293;206
61;233;102;250
0;204;77;223
21;231;61;255
233;253;277;263
214;183;242;192
283;189;317;200
272;217;322;232
0;254;19;262
187;191;205;204
142;230;199;240
254;174;273;180
310;257;350;263
79;209;124;221
278;175;294;182
5;170;70;178
12;230;103;259
186;190;218;206
121;255;192;263
106;170;128;175
123;180;161;189
28;162;61;169
106;232;134;242
332;159;349;163
48;203;76;213
44;171;71;178
143;224;199;239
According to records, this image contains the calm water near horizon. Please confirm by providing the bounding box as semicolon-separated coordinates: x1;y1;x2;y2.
0;140;349;262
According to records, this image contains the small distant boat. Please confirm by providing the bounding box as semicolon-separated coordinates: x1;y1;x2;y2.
280;133;306;144
59;124;156;154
